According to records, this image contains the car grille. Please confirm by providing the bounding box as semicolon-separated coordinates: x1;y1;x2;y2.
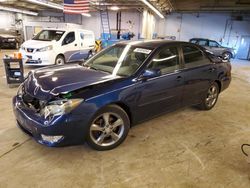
22;91;42;112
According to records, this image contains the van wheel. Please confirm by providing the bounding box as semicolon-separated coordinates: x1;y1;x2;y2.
55;55;65;65
85;51;93;60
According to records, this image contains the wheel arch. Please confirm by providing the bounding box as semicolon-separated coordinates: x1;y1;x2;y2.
223;51;233;58
109;102;133;126
214;80;222;93
56;53;65;60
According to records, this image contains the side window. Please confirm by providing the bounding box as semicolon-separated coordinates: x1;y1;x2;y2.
182;45;210;68
148;47;179;75
190;39;197;44
209;41;220;47
198;40;208;46
62;32;75;45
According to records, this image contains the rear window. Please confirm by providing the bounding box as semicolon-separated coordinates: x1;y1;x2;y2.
197;40;208;46
182;45;210;68
209;41;220;47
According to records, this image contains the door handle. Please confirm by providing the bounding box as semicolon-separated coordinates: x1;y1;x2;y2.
74;44;77;46
176;76;182;81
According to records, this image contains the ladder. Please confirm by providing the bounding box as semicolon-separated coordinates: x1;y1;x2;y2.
100;4;111;40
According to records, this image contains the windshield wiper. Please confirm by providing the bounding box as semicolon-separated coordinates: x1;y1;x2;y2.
82;63;98;71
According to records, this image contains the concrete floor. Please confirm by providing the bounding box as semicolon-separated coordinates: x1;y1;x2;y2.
0;49;250;188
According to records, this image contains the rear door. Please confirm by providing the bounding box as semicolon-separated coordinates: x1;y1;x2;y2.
134;45;185;120
208;40;222;56
79;31;95;60
61;31;80;62
180;44;217;106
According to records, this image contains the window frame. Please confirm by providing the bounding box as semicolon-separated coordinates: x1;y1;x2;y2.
62;31;75;46
208;40;221;48
197;39;209;46
145;44;183;76
180;44;212;70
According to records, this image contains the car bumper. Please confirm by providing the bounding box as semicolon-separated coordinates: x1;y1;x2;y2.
0;42;16;49
20;50;55;66
12;96;90;147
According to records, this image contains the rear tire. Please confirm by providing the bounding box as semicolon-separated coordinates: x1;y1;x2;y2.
86;105;130;151
198;82;219;110
55;55;65;65
85;51;93;60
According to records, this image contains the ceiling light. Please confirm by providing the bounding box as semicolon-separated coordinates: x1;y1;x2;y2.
81;13;91;17
0;0;7;2
0;5;38;16
110;6;120;11
141;0;164;19
26;0;63;10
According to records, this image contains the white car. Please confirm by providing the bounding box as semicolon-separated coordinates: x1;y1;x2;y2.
20;28;95;66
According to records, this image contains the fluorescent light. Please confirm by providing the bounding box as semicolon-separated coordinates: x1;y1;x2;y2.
0;5;38;16
26;0;63;10
81;13;91;17
110;6;120;11
141;0;164;19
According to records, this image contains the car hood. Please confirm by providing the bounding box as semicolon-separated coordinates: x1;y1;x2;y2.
22;39;53;49
24;64;118;101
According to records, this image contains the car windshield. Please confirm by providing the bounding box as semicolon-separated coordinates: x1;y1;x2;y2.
84;44;152;77
33;30;65;41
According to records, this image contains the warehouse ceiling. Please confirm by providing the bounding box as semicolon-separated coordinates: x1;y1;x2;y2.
0;0;250;16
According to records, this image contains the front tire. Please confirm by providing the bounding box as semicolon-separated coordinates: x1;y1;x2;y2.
86;105;130;151
198;82;219;110
222;52;232;60
55;55;65;65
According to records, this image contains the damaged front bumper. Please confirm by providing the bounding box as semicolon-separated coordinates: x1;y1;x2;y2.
13;96;90;147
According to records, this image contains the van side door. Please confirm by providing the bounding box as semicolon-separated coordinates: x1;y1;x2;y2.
79;31;95;60
61;31;80;62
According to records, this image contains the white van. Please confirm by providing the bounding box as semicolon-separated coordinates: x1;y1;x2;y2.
20;28;95;66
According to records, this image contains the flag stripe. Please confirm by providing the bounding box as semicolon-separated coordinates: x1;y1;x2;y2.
64;7;89;10
63;0;89;14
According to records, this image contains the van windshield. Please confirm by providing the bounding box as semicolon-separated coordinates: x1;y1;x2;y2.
33;30;65;41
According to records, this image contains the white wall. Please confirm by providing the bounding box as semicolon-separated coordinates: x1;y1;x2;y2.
81;11;142;39
0;11;15;29
154;12;250;51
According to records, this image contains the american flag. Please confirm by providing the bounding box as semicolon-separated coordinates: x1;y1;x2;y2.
64;0;90;14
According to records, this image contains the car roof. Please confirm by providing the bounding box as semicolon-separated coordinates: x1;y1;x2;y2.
117;40;191;49
42;28;93;33
190;38;218;42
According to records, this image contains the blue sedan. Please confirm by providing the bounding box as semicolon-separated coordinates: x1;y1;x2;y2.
13;40;231;150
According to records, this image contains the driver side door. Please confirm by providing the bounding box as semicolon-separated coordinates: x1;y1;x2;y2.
134;45;185;121
61;31;80;62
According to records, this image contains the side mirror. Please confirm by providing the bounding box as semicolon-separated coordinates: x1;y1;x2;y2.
139;69;161;81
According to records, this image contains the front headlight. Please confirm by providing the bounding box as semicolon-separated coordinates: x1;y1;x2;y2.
37;45;53;52
17;83;24;97
42;99;83;118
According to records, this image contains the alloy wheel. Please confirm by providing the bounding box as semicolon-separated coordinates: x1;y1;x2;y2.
89;112;125;147
206;85;218;108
